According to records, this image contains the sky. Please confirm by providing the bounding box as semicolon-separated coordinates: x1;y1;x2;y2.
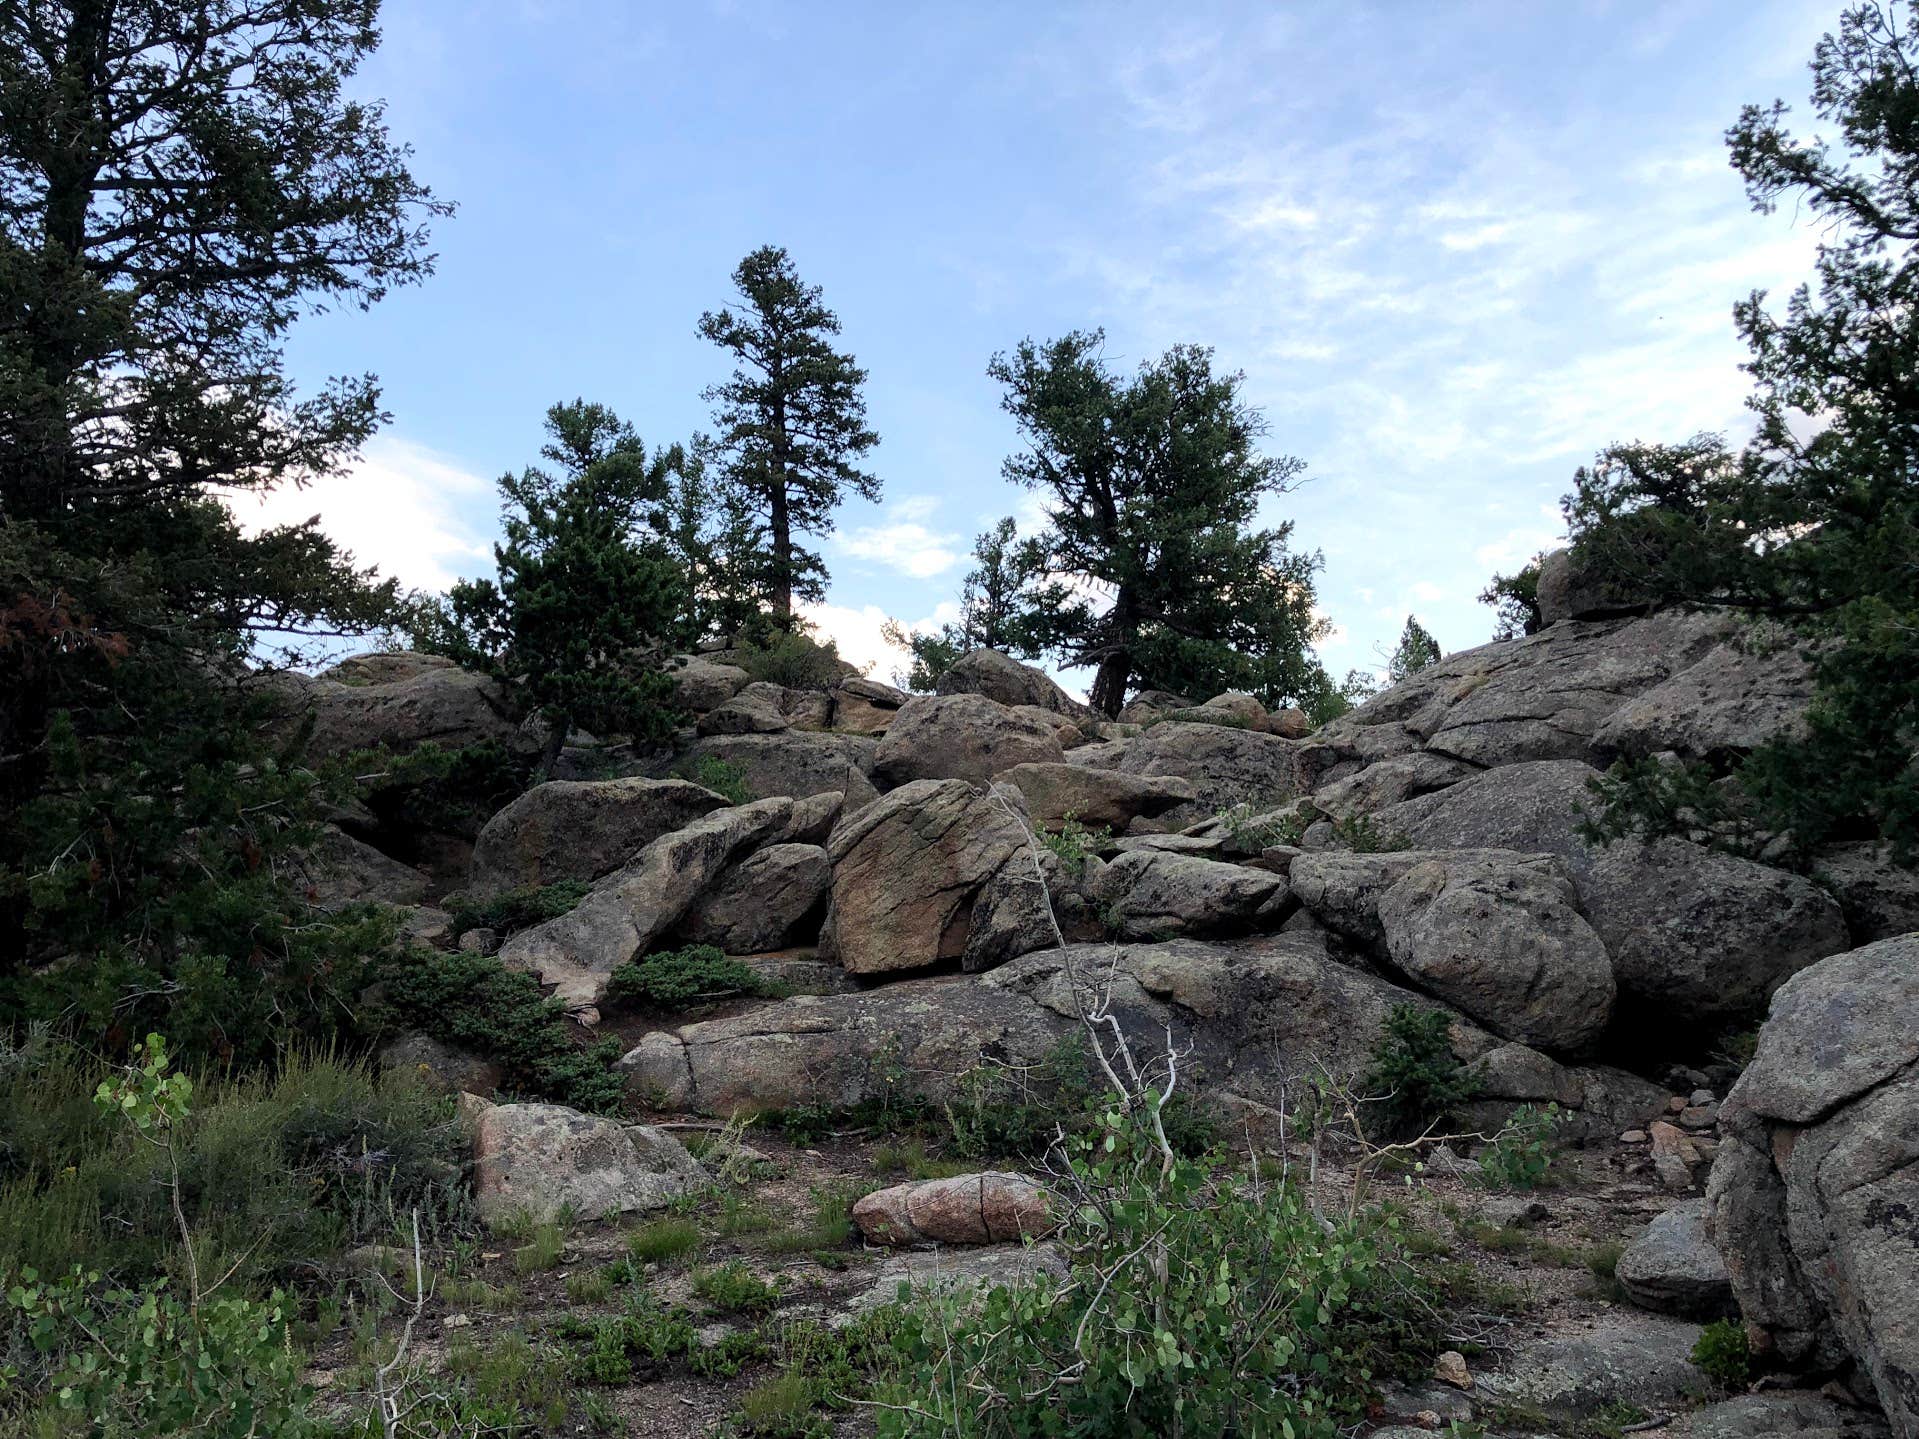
245;0;1846;693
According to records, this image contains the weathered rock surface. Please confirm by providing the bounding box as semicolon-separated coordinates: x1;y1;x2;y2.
1068;721;1304;819
852;1172;1050;1246
818;779;1028;976
999;762;1196;833
871;694;1065;788
1536;545;1660;624
468;777;729;895
1474;1313;1707;1419
1814;843;1919;944
300;825;430;908
1378;760;1847;1027
278;662;526;762
673;733;879;809
468;1100;703;1226
499;797;793;1011
669;655;750;712
1311;752;1479;818
935;648;1094;721
1377;855;1615;1053
319;651;456;687
1707;935;1919;1434
848;1243;1067;1316
1665;1391;1891;1439
676;843;830;954
1091;849;1291;940
1592;634;1815;760
623;933;1491;1118
1617;1199;1736;1320
695;681;833;737
829;677;909;735
379;1032;502;1096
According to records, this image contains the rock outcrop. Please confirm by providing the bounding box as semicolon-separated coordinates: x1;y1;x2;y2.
499;797;793;1012
467;777;729;895
935;648;1094;721
1706;935;1919;1434
871;694;1065;789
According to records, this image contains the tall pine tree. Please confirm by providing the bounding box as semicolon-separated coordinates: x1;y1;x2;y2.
697;246;880;631
988;330;1329;717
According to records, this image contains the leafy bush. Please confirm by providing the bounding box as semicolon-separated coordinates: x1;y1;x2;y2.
1361;1004;1480;1141
444;879;590;938
1692;1319;1752;1388
1216;799;1309;852
1037;812;1111;877
373;947;624;1113
682;753;753;804
1477;1104;1559;1190
690;1260;778;1315
875;1105;1430;1438
604;946;785;1010
734;632;847;691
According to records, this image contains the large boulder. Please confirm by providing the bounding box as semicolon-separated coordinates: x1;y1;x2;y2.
498;797;793;1012
319;651;456;687
671;732;880;809
830;677;910;735
1317;611;1729;771
676;843;830;954
853;1172;1050;1247
299;825;430;908
468;1098;704;1226
1377;760;1848;1029
1536;545;1660;624
1377;855;1615;1054
669;655;750;713
1593;635;1815;761
277;662;526;762
999;762;1197;833
1617;1199;1735;1320
1475;1313;1708;1421
1706;935;1919;1433
1117;689;1193;725
1289;847;1544;948
623;932;1496;1120
1091;850;1291;940
871;695;1065;789
467;777;729;895
1813;842;1919;945
695;681;832;737
935;648;1094;721
818;779;1029;976
1068;721;1304;820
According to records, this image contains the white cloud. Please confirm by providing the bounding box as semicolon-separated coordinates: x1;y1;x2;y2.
835;494;964;579
221;436;493;592
799;599;963;684
1410;580;1445;603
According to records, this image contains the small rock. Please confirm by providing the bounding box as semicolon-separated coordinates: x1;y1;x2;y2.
1680;1103;1719;1129
1621;1129;1649;1144
1668;1095;1689;1113
1616;1199;1736;1320
1434;1350;1473;1390
443;1313;472;1329
1649;1120;1703;1192
458;927;501;956
1689;1088;1716;1106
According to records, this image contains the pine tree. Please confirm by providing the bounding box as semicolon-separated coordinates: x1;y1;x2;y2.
697;246;880;630
1386;616;1443;684
426;402;685;777
1577;3;1919;858
0;0;443;1049
1479;555;1547;640
987;330;1329;717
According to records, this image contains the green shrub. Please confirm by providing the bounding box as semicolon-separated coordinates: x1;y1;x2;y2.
735;632;847;691
604;945;783;1010
626;1217;703;1266
373;947;624;1113
1361;1004;1480;1141
1037;813;1111;877
444;879;589;938
1215;799;1305;852
1331;812;1410;853
682;753;753;804
875;1105;1430;1438
691;1260;778;1315
1477;1104;1559;1191
1692;1319;1753;1388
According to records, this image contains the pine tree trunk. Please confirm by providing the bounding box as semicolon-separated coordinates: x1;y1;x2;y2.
1089;652;1130;718
769;479;793;628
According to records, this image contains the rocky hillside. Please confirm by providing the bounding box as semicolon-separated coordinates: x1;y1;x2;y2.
283;574;1919;1439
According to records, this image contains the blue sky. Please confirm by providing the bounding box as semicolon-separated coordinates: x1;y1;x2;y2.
248;0;1843;693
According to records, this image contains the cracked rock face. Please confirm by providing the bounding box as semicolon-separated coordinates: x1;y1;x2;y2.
852;1172;1050;1246
468;777;730;896
468;1099;704;1227
1706;935;1919;1436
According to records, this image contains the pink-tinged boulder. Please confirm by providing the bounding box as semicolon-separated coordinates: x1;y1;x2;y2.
852;1172;1050;1246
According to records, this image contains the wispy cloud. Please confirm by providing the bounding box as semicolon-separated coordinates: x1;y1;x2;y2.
835;494;965;579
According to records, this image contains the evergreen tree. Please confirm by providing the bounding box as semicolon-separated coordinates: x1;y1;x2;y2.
987;330;1329;716
1479;554;1547;640
882;518;1043;691
0;0;443;1048
425;402;685;777
1577;3;1919;858
1386;616;1443;684
697;246;880;629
